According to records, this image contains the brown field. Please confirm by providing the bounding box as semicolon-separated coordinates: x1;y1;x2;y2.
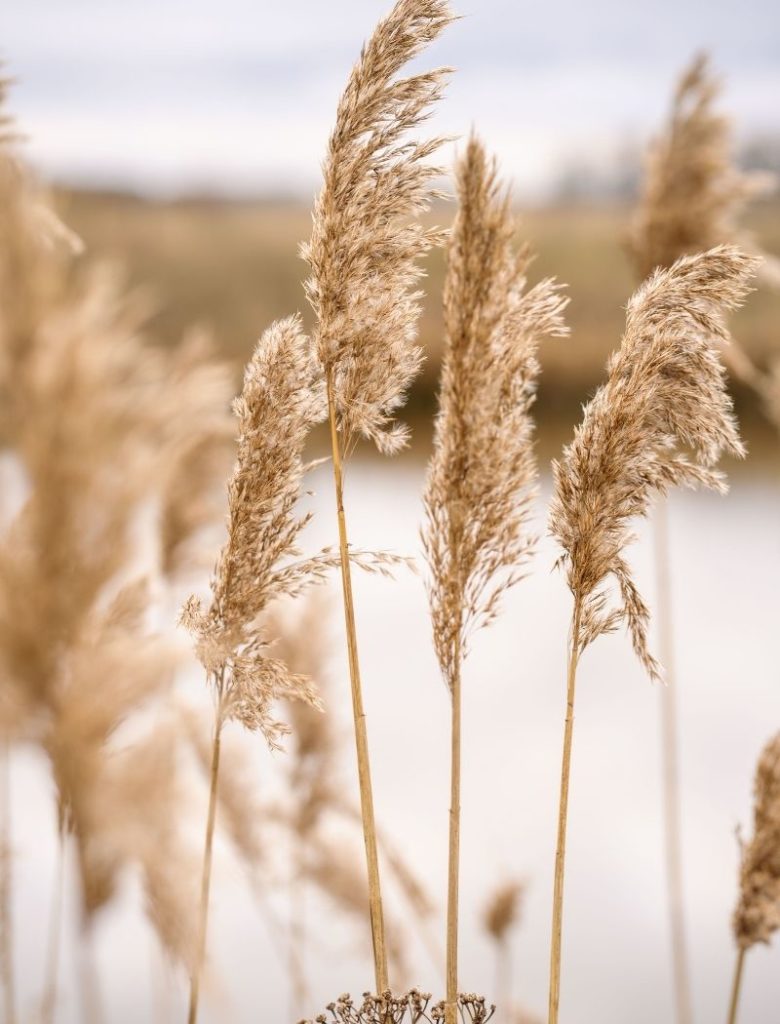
57;189;780;461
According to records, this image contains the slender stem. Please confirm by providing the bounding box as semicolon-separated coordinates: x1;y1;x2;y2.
445;645;462;1024
0;742;15;1024
496;937;511;1016
548;598;582;1024
654;503;693;1024
726;947;746;1024
288;839;308;1020
40;825;67;1024
187;703;224;1024
325;369;388;995
78;921;104;1024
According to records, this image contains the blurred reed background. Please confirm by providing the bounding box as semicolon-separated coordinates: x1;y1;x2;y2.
1;1;780;1023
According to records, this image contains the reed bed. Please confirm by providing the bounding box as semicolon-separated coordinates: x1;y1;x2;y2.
1;5;779;1024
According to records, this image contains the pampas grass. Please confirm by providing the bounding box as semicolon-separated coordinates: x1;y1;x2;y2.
180;316;327;1022
630;53;780;432
547;245;756;1024
630;57;779;1022
302;0;455;995
727;733;780;1024
423;135;567;1023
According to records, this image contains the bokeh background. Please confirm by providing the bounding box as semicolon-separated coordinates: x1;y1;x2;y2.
2;1;780;1022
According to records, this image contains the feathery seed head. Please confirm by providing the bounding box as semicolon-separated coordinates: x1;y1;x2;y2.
424;135;568;688
182;315;329;746
733;733;780;950
628;53;768;281
302;0;455;455
550;245;756;679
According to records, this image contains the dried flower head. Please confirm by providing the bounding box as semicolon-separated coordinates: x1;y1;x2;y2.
482;879;524;945
424;136;568;686
733;733;780;949
550;245;756;679
302;0;454;455
628;53;770;281
302;989;494;1024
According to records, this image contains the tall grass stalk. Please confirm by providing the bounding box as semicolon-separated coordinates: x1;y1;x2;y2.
181;316;327;1020
726;948;746;1024
547;598;581;1024
654;503;693;1024
40;826;67;1024
445;645;461;1024
0;744;14;1024
325;368;388;993
424;136;568;1023
187;695;224;1024
548;246;754;1023
302;0;456;992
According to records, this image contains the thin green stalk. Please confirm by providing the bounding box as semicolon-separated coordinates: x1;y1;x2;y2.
726;947;746;1024
325;368;388;995
187;692;224;1024
548;598;582;1024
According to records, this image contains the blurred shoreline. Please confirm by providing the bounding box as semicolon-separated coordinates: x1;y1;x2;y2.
55;187;780;470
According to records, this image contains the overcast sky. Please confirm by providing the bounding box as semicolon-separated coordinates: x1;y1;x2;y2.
2;0;779;199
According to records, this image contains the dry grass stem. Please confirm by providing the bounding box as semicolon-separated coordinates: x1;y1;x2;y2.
423;135;567;1024
653;499;693;1024
301;0;455;995
40;826;66;1024
628;56;778;1024
181;316;331;1021
548;245;755;1024
0;745;14;1024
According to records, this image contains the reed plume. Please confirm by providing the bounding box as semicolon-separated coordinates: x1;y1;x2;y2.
547;245;756;1024
181;315;329;1022
727;733;780;1024
0;88;228;1011
630;53;780;433
628;56;780;1024
423;136;567;1024
628;54;768;282
301;0;454;995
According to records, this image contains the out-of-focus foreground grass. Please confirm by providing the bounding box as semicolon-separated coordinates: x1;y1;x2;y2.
58;189;780;462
